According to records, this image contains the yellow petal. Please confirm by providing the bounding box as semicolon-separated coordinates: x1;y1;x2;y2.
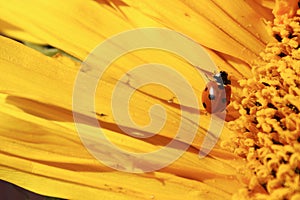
254;0;275;10
0;0;275;198
273;0;299;17
0;36;76;109
119;0;272;62
0;0;131;60
0;33;245;199
0;19;46;44
1;93;241;200
0;0;271;65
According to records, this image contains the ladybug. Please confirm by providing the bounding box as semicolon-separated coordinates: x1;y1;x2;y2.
201;71;231;113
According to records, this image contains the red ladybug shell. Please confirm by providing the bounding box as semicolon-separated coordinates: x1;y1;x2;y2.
202;81;231;113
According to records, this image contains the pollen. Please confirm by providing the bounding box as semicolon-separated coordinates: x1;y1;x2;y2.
224;7;300;200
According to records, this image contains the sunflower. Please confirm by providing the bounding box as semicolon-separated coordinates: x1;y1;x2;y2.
0;0;299;200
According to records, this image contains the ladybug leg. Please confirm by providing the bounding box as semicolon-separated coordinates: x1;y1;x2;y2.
200;109;208;115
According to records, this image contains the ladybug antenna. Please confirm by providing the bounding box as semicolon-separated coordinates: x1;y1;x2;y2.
204;73;212;81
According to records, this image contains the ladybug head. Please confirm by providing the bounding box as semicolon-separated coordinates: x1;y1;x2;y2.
213;71;231;86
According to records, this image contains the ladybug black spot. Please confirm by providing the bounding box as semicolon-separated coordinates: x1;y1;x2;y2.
202;102;207;108
208;94;215;100
204;87;208;91
222;98;227;103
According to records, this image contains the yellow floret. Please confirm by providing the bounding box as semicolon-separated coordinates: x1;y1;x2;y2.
223;5;300;199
